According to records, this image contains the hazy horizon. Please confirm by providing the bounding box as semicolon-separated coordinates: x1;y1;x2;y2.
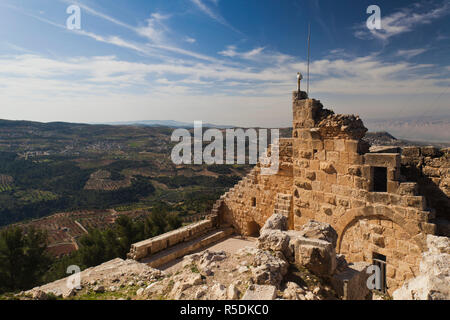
0;0;449;128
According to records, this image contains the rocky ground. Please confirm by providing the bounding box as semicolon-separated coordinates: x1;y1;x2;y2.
12;246;335;301
12;215;342;301
7;213;448;301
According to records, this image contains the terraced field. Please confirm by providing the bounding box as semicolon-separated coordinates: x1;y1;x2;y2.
84;170;132;191
14;190;59;203
4;209;152;257
0;174;13;192
0;119;251;229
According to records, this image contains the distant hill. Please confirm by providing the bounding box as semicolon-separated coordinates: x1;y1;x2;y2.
96;120;233;128
364;115;450;144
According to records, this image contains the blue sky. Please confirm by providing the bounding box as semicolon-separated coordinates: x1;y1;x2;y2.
0;0;449;127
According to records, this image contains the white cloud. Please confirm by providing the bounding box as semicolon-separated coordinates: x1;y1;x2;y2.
1;51;448;127
136;13;171;43
189;0;239;32
1;50;447;99
219;46;266;60
396;48;427;59
184;37;197;44
355;1;450;41
218;45;237;57
2;1;449;126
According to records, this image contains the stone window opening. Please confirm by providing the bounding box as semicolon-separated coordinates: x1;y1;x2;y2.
252;197;257;207
372;253;387;294
373;167;388;192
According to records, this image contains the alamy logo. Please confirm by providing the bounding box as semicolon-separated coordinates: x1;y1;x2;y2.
366;264;382;290
171;121;280;175
366;5;382;30
66;5;81;30
66;265;81;290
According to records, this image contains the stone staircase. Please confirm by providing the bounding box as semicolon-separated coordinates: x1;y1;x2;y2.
273;193;292;217
211;167;259;214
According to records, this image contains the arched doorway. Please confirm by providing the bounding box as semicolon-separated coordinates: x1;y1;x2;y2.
246;220;261;237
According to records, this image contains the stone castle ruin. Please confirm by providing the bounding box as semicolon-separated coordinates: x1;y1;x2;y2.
128;88;449;297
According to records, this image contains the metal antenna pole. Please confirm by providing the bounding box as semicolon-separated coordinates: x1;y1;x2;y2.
307;23;311;97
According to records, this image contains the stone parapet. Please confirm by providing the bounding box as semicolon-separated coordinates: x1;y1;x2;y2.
128;218;215;260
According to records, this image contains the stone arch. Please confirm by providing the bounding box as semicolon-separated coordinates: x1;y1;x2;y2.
336;206;425;253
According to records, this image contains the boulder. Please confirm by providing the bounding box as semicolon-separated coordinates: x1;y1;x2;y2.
426;235;450;255
282;282;305;300
211;283;227;299
186;273;204;286
257;229;292;260
242;285;277;300
238;266;249;274
61;289;75;299
170;281;192;298
136;288;145;296
331;262;371;300
93;285;105;293
251;249;289;287
297;220;338;248
32;290;48;300
291;237;337;277
227;284;240;300
194;287;207;299
260;213;288;233
393;274;450;300
393;235;450;300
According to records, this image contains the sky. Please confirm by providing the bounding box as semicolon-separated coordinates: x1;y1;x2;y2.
0;0;449;127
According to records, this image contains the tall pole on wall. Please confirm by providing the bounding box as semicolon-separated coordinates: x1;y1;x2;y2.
307;23;311;97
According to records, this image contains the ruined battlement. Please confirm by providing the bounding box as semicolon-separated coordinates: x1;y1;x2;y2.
126;87;448;296
213;89;447;294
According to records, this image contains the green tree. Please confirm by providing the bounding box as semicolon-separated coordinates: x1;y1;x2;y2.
0;227;52;293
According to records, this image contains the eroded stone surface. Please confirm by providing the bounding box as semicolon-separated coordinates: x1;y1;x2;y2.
393;235;450;300
242;285;277;300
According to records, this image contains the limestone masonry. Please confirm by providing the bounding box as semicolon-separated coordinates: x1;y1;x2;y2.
129;90;449;297
212;91;449;294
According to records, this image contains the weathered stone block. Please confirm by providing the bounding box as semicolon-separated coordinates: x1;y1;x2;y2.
331;262;371;300
324;140;335;151
291;237;337;277
397;182;418;196
364;153;400;168
296;220;338;248
402;147;421;157
242;285;277;300
421;146;440;158
327;151;340;162
345;140;359;153
320;162;336;174
348;165;362;176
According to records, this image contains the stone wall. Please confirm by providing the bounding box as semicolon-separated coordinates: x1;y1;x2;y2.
218;138;294;236
401;146;450;235
218;91;441;294
128;218;216;260
340;217;422;291
289;96;437;293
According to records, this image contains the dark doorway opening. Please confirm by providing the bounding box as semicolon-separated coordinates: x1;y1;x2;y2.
252;197;257;207
247;221;261;237
372;253;387;293
373;167;387;192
